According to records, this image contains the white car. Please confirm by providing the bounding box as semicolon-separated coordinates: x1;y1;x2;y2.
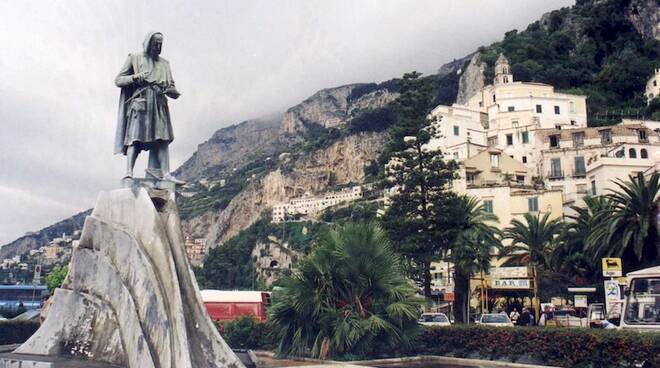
477;313;514;327
418;312;451;326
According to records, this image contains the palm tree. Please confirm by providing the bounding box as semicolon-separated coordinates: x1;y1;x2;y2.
587;172;660;271
552;196;613;280
269;222;421;360
503;212;563;322
450;195;500;323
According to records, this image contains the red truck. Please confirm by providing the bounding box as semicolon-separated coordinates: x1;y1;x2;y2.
201;290;271;322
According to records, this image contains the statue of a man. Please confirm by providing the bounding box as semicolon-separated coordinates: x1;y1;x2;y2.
114;31;184;183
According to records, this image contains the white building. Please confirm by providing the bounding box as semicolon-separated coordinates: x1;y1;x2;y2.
272;186;363;223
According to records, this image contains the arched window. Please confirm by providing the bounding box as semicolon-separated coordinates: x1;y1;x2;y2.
629;148;637;158
641;149;648;159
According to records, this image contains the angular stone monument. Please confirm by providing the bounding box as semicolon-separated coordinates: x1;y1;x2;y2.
14;181;244;368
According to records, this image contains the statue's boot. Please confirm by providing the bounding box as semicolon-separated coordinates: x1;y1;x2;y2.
163;173;186;185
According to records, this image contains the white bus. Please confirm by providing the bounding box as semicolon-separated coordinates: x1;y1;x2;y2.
620;265;660;331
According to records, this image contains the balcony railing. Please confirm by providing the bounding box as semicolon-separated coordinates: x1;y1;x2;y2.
547;170;565;180
572;170;587;178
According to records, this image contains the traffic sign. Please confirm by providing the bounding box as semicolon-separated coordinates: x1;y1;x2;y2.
602;258;622;277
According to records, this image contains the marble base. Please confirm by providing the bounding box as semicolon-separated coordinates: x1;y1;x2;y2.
120;177;176;191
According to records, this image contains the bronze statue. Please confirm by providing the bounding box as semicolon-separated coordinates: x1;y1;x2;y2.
114;31;184;183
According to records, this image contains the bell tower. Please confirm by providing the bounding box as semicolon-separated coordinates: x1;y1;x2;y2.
494;53;513;85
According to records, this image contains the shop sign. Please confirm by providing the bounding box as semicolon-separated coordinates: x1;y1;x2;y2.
602;258;622;277
574;295;588;308
491;279;531;289
490;267;528;279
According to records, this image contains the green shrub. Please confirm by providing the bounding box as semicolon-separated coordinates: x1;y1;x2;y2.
414;326;660;368
218;316;274;350
0;320;40;345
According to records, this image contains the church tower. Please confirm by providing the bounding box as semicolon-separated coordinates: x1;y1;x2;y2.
494;53;513;85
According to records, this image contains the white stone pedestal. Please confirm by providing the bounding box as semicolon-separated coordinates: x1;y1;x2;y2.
14;186;244;368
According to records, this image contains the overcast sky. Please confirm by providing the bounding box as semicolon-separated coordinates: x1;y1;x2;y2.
0;0;573;245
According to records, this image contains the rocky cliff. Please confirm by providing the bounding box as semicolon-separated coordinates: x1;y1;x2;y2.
626;0;660;41
279;84;398;136
455;53;485;105
182;132;386;245
174;116;282;182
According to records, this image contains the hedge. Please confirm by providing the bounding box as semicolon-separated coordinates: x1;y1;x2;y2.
216;318;660;368
413;326;660;368
0;320;40;345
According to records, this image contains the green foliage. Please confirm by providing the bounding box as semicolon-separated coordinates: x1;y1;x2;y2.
347;106;396;133
269;223;422;359
478;0;659;125
415;326;660;368
218;316;275;350
450;196;500;323
45;265;68;294
197;219;272;290
587;172;660;271
0;320;40;345
319;201;380;223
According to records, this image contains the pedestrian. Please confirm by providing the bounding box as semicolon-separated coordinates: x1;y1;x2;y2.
510;308;520;325
518;307;531;326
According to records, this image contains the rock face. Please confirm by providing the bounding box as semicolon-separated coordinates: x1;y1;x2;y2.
455;53;485;105
625;0;660;40
174;116;282;182
16;186;243;368
183;132;385;245
279;84;397;136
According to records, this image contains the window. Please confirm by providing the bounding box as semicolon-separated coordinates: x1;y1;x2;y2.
490;153;500;169
506;134;513;146
639;129;648;142
554;105;561;114
493;94;496;102
453;125;459;136
655;80;658;87
522;131;529;144
572;132;584;147
536;104;542;113
570;120;576;126
512;121;519;129
466;173;475;185
569;101;575;113
591;180;597;195
601;129;612;144
516;175;525;184
555;124;562;130
550;135;560;148
522;156;527;164
507;106;515;112
641;149;649;159
453;152;459;160
488;136;498;147
550;158;562;178
483;200;493;214
574;156;586;176
576;184;587;194
629;148;637;158
528;197;539;212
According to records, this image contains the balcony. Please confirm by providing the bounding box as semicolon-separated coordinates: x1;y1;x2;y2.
547;170;565;180
572;170;587;178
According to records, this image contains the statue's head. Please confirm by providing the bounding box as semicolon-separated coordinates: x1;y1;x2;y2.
144;32;163;58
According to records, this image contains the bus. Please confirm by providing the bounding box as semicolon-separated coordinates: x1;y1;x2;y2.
200;290;271;322
0;285;48;312
620;265;660;331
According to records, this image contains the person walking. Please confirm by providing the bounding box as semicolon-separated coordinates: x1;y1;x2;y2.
518;307;531;326
510;308;520;325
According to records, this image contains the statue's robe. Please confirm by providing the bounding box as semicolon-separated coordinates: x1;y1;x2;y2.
114;32;180;155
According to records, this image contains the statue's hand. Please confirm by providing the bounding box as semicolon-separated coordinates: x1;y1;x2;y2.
132;71;149;83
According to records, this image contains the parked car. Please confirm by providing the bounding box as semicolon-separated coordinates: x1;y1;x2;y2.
553;309;587;328
418;312;451;326
477;313;514;327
